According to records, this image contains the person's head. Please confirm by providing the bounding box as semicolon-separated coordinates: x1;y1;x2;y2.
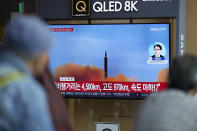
4;15;52;76
169;55;197;95
154;44;162;57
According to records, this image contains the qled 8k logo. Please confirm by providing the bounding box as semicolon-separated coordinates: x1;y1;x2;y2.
93;1;138;12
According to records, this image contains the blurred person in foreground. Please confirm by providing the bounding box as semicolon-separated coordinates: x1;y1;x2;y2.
134;55;197;131
0;15;54;131
36;64;72;131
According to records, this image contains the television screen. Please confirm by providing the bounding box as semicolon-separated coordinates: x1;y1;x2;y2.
48;24;169;98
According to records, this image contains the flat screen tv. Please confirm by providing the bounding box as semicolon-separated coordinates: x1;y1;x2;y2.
48;24;170;99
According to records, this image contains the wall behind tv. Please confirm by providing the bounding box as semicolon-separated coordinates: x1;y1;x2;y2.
186;0;197;55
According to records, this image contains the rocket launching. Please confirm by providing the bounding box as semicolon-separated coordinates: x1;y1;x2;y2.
104;51;108;79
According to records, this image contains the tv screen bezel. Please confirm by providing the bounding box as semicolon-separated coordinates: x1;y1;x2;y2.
48;23;171;99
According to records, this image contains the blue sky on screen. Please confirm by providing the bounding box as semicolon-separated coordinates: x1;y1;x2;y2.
49;24;169;82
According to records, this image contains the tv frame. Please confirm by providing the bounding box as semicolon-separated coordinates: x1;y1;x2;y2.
48;23;171;99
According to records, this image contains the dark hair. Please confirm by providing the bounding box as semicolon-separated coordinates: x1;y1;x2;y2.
169;55;197;92
154;44;162;50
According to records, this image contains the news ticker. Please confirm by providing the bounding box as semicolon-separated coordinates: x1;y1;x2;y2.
55;81;167;93
61;91;156;98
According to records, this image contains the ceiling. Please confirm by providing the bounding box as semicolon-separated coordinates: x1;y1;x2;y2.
0;0;35;26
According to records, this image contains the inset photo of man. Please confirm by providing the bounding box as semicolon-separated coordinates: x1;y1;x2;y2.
147;42;168;64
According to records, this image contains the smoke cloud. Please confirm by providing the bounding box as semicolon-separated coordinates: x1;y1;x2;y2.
157;68;168;82
54;63;167;82
54;63;136;81
54;63;104;81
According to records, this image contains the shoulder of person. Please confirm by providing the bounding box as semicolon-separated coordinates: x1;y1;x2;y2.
0;65;54;131
0;64;48;104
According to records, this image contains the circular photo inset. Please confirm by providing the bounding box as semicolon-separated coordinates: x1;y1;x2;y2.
147;42;168;64
149;42;166;57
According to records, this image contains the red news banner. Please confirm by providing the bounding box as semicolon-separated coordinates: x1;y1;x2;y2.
55;81;167;93
49;28;73;32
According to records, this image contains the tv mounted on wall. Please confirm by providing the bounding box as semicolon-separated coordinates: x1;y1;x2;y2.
48;24;170;99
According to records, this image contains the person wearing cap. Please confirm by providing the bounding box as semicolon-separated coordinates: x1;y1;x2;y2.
0;15;54;131
134;55;197;131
